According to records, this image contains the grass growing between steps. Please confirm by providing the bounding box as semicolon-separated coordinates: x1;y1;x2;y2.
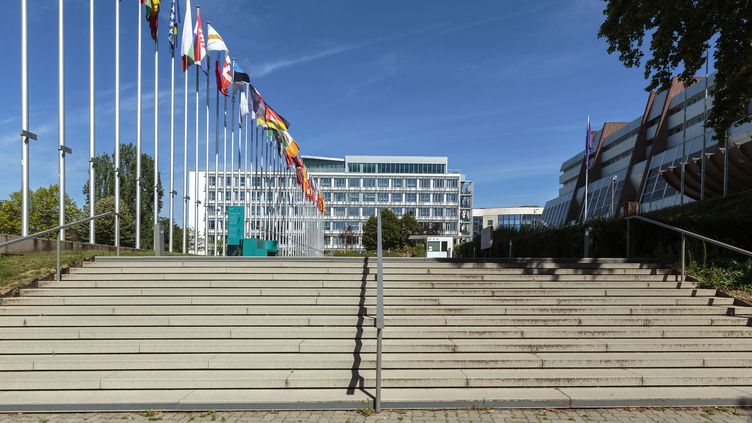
689;258;752;304
0;250;157;296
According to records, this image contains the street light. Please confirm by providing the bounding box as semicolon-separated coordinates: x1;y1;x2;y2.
611;175;618;218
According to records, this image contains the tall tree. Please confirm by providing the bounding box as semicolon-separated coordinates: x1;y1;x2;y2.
399;212;422;246
599;1;752;141
0;185;83;240
84;143;164;248
362;209;405;251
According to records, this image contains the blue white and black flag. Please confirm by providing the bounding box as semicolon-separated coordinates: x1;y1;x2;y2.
168;0;181;56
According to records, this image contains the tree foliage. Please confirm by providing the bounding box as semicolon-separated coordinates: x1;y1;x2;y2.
84;143;164;248
0;185;83;240
598;0;752;140
362;210;423;251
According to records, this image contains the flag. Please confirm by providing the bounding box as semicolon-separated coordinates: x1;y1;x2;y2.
232;62;250;84
219;53;233;95
194;6;207;73
206;24;228;53
239;88;249;117
180;0;194;71
167;0;180;55
258;104;290;131
285;136;300;158
585;116;593;170
144;0;160;41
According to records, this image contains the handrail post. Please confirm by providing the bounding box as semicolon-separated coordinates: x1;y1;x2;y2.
681;234;686;283
56;229;61;281
375;209;384;412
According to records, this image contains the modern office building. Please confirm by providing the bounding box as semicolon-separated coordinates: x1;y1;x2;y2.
543;73;752;227
189;155;474;252
472;206;544;236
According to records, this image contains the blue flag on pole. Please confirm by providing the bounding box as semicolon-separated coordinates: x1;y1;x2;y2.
584;116;593;170
168;0;181;56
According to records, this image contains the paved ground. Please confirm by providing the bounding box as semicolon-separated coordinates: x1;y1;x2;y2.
1;408;751;423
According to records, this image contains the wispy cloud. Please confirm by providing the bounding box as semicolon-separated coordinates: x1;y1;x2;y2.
251;44;359;78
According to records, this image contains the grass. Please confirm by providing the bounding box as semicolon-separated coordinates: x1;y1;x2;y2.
0;249;157;295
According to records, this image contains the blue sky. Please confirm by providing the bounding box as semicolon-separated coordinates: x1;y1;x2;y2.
0;0;656;215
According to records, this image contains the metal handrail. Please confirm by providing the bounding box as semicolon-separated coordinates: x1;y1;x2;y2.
375;209;384;412
626;215;752;282
0;211;117;281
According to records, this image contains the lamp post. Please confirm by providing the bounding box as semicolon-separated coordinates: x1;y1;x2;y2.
611;175;617;217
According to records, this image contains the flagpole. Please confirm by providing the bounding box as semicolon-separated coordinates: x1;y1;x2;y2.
222;94;227;256
153;33;159;252
700;52;708;200
214;62;219;256
88;0;95;244
20;0;29;237
244;107;249;238
230;89;236;213
182;57;188;254
168;13;175;253
204;55;210;256
58;0;66;242
115;0;121;255
135;1;142;249
680;86;687;205
194;62;200;255
254;123;259;239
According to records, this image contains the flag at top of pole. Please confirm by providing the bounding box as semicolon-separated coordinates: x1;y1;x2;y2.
180;0;194;71
584;116;593;170
206;24;229;53
194;6;208;73
144;0;160;41
167;0;181;55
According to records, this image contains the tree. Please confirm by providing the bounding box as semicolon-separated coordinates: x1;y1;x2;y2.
84;143;164;248
361;209;405;251
340;224;357;250
599;1;752;141
0;185;83;240
91;196;135;247
399;212;422;246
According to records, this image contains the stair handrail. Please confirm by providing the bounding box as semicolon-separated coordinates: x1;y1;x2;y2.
626;214;752;282
0;211;117;281
375;209;384;412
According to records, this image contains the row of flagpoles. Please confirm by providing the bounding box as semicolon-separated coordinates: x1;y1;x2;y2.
18;0;327;256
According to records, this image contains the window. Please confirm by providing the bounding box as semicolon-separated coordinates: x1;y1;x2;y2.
391;207;403;216
446;193;457;202
419;207;430;217
348;178;361;188
378;193;390;202
391;193;403;202
446;179;458;189
239;176;246;187
323;192;332;202
363;207;376;217
433;193;444;202
406;207;416;216
334;192;346;202
363;192;376;202
209;191;216;201
209;220;216;230
393;179;403;188
433;208;444;217
419;179;430;188
349;192;360;202
446;208;458;217
378;178;390;188
433;179;445;188
348;207;360;217
320;178;332;188
209;176;216;187
333;207;346;217
334;178;346;188
363;178;376;188
420;193;431;203
324;221;331;231
406;178;417;188
405;193;417;202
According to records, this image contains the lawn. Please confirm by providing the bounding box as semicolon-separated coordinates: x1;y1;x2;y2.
0;249;155;295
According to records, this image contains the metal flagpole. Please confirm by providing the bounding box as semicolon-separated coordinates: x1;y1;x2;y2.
58;0;66;241
88;0;95;244
230;90;236;211
244;111;249;238
20;0;30;237
214;66;219;256
254;124;259;238
194;63;200;254
680;85;687;205
182;54;188;254
700;52;709;200
136;1;142;249
168;16;175;253
584;166;588;222
205;56;210;255
153;34;159;252
114;0;121;255
222;94;227;255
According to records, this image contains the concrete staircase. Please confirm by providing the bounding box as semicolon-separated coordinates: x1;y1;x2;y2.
1;256;752;411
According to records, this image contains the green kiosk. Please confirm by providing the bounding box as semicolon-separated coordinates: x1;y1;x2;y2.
226;206;278;256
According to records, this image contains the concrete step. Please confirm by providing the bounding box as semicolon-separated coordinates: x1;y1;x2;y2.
0;326;749;340
3;368;752;390
0;315;745;327
2;296;732;307
2;352;752;371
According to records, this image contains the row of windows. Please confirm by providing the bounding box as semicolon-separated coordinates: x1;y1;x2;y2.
667;87;714;116
317;177;457;189
667;113;705;136
496;214;544;230
323;192;458;203
346;162;447;174
600;149;632;169
601;127;639;155
329;206;459;218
